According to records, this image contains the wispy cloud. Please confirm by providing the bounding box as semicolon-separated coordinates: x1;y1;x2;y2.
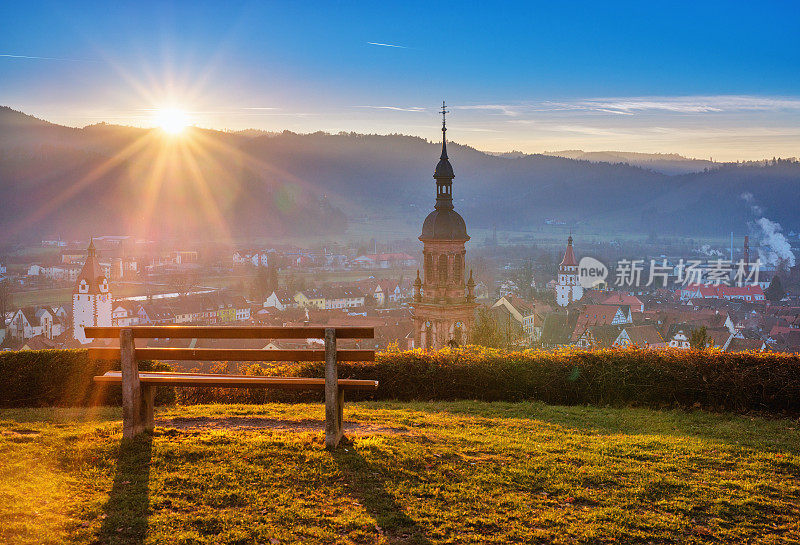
357;105;425;112
549;96;800;115
456;104;520;116
0;53;99;62
546;124;626;137
366;42;407;49
450;96;800;120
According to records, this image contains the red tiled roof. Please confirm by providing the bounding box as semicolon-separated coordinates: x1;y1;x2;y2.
74;240;107;294
560;237;578;267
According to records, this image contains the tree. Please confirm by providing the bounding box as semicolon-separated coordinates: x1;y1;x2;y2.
267;264;279;294
167;271;198;300
0;278;11;331
516;259;535;300
471;307;503;348
690;326;709;349
285;273;306;294
764;275;786;303
249;266;270;301
471;307;526;349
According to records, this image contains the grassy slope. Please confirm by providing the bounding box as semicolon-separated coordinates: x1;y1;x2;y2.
1;402;799;544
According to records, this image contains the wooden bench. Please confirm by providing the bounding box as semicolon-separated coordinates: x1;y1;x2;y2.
87;326;377;448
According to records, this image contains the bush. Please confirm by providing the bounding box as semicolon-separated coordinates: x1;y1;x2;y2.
296;346;800;414
1;347;799;414
0;350;174;408
176;346;800;413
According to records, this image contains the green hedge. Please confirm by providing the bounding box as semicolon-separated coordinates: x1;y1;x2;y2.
295;346;800;414
0;350;174;408
1;347;799;414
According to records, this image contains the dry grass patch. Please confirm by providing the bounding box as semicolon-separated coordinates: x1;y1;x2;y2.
0;402;798;544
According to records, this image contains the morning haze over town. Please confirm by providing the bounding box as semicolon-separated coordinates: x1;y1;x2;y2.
1;2;799;544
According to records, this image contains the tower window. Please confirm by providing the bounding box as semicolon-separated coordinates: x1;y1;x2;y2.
438;254;448;283
424;253;433;282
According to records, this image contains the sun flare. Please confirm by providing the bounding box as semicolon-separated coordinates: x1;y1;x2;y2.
154;108;190;134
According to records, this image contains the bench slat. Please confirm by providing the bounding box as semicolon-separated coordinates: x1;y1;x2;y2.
84;326;374;339
88;348;374;362
93;371;379;390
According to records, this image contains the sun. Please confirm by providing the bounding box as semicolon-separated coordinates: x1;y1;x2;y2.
154;107;190;134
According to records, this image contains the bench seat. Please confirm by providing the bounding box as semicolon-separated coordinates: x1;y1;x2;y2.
87;325;376;447
95;371;378;390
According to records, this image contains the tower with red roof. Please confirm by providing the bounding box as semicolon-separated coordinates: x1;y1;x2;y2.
555;236;583;307
72;239;112;343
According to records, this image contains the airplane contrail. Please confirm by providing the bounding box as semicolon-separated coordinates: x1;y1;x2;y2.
366;42;407;49
0;53;99;62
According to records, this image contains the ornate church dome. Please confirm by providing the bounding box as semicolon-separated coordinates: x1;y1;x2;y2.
421;208;468;240
419;102;469;242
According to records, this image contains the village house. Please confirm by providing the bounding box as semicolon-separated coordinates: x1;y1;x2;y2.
137;302;176;325
263;290;297;311
490;295;548;343
111;301;140;327
233;249;272;267
323;287;366;310
352;253;416;269
42;264;84;282
679;284;765;302
7;306;69;340
614;325;666;348
294;289;326;310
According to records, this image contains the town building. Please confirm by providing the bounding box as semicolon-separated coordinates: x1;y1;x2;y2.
412;104;477;349
555;236;583;307
323;287;366;310
294;289;326;309
7;306;68;340
264;290;297;311
490;295;548;343
72;240;112;344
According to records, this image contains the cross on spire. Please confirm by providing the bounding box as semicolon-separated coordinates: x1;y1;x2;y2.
440;101;449;137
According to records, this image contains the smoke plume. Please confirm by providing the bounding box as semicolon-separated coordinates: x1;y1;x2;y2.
740;192;796;267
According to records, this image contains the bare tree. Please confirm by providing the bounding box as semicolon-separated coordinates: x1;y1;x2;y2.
168;271;199;299
0;278;11;330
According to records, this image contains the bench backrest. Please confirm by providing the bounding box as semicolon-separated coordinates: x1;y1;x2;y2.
85;326;376;448
84;326;375;362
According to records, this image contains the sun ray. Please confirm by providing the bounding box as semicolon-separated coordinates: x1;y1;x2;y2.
178;141;233;242
7;131;157;240
135;136;171;240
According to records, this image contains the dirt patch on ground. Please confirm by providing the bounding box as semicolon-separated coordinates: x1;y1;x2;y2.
156;416;410;435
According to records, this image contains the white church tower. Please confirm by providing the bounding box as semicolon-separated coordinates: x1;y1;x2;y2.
72;240;112;344
555;236;583;307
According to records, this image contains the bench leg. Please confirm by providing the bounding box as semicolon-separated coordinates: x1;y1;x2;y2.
324;328;340;449
336;387;345;443
141;384;155;432
120;329;143;439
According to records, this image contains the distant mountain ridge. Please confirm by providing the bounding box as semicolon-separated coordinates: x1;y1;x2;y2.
1;106;799;242
540;150;717;174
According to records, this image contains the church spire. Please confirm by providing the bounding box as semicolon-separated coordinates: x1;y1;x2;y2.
440;100;448;160
434;101;454;210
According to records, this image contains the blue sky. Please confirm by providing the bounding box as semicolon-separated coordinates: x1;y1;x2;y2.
2;1;800;159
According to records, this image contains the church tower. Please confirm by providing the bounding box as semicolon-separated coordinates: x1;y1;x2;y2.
555;236;583;307
412;103;477;349
72;239;112;344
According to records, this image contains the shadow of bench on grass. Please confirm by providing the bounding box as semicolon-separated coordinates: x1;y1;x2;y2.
98;434;153;544
332;446;431;544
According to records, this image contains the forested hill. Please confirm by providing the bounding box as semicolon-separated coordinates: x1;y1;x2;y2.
1;106;798;242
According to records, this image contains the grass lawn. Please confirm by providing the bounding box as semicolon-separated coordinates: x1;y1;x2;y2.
1;401;798;544
10;287;74;307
